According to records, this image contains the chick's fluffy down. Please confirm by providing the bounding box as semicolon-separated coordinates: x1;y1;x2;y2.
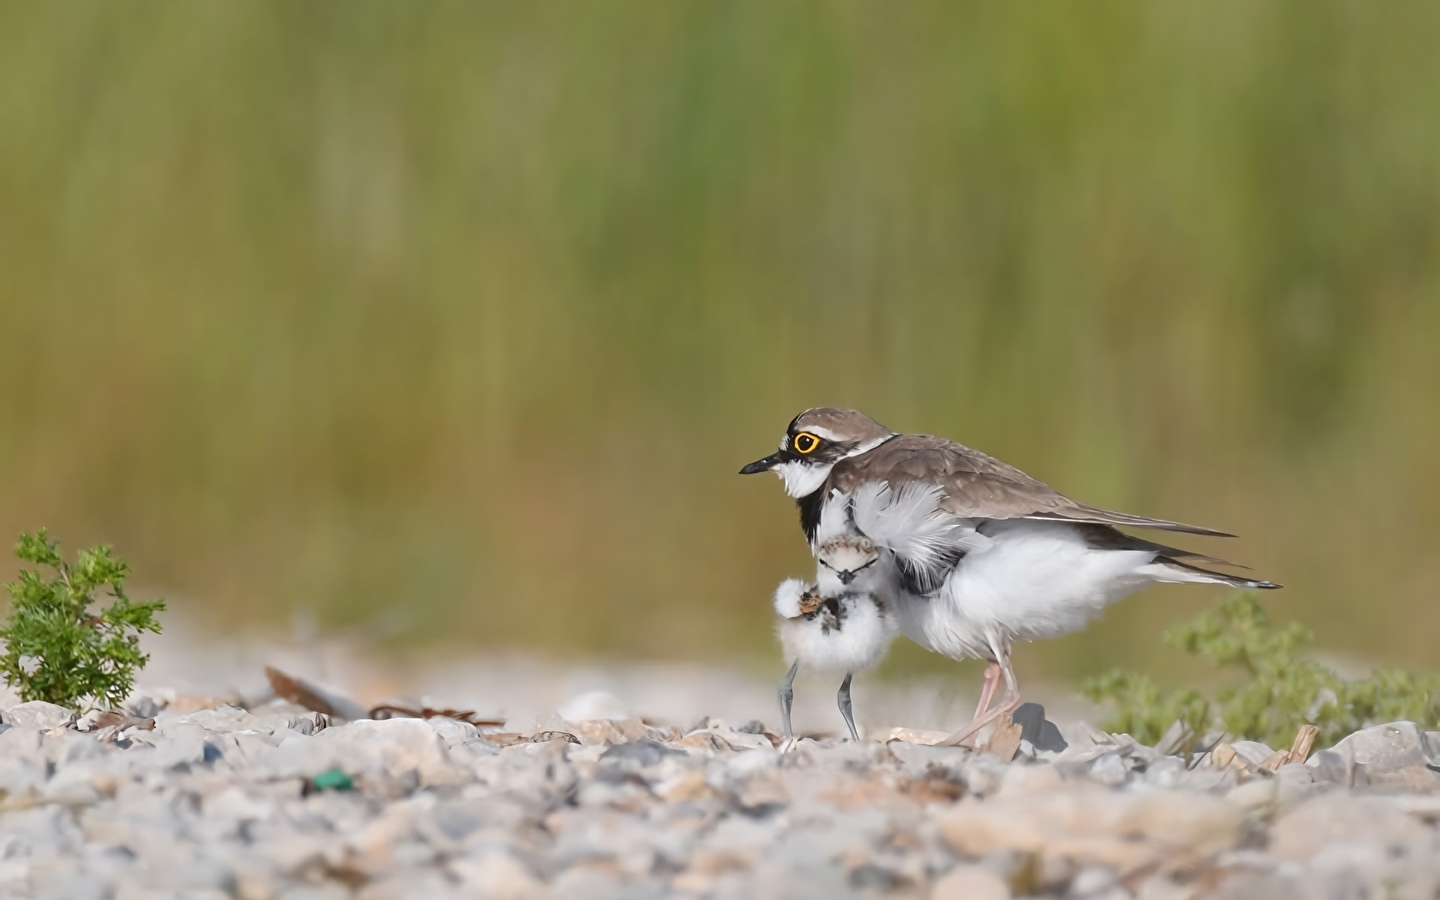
774;583;896;674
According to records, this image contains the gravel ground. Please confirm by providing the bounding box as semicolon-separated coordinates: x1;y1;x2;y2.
1;683;1439;900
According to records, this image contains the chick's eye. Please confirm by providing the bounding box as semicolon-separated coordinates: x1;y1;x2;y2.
793;432;820;454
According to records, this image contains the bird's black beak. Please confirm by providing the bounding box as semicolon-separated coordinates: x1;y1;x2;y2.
837;570;856;585
739;452;784;475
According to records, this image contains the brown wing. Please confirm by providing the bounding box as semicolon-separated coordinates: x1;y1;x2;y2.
829;434;1233;537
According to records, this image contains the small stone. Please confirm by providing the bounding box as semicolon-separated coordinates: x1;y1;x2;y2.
1225;777;1277;812
3;701;76;730
260;717;468;788
426;716;480;747
41;766;101;805
1273;763;1320;810
1133;874;1192;900
961;752;1011;797
931;863;1011;900
1069;864;1119;896
887;741;971;775
1366;765;1440;789
1306;749;1349;785
735;767;789;811
1326;721;1439;773
1209;742;1240;771
1270;794;1430;862
557;691;628;722
1088;753;1129;786
979;850;1041;895
849;862;910;893
679;731;731;752
1204;870;1306;900
658;768;719;804
939;787;1244;861
733;746;784;775
1043;834;1161;877
449;851;542;900
1229;741;1276;768
938;802;1046;856
997;762;1064;797
568;718;648;745
1142;755;1189;789
546;863;635;900
598;739;684;768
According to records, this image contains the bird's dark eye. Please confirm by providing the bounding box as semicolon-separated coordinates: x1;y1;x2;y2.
793;432;820;454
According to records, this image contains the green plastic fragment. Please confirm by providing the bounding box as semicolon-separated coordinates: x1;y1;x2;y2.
311;768;354;791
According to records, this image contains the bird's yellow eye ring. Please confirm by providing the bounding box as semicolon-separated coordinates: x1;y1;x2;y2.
793;432;821;454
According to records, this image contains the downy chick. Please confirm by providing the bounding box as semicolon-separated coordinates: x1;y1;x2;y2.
773;499;898;743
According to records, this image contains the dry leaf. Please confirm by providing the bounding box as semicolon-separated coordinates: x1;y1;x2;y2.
1287;724;1319;765
979;717;1024;763
369;702;505;727
264;666;367;720
92;711;155;731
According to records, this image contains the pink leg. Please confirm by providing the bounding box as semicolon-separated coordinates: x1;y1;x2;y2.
936;644;1020;748
972;661;1001;721
941;661;1003;750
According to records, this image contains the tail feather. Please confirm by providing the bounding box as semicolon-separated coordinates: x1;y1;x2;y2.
1148;557;1282;590
1028;506;1235;537
1080;524;1246;569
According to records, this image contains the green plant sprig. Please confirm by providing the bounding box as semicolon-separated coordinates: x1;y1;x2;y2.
0;529;165;710
1083;594;1440;747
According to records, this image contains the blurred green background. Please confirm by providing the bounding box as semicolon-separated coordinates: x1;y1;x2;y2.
2;2;1437;683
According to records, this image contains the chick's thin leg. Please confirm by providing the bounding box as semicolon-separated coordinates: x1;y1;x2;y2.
837;673;859;741
778;661;799;743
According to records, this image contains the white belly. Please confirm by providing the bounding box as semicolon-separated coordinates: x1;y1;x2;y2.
894;519;1157;661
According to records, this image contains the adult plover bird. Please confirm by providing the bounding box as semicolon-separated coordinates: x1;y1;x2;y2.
742;408;1280;747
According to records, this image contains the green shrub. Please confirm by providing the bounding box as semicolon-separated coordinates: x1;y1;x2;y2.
0;529;165;710
1083;594;1440;748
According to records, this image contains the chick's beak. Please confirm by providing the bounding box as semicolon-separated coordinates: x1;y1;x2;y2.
739;452;784;475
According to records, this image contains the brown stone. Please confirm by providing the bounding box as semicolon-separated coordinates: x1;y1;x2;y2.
659;769;718;804
1270;794;1431;862
930;864;1011;900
